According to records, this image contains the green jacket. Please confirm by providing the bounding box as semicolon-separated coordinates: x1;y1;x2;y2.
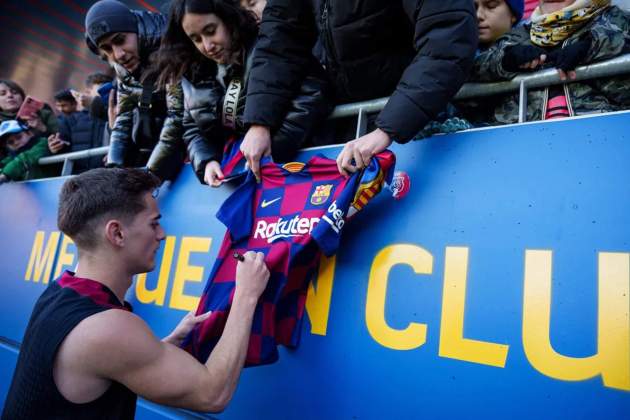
458;6;630;125
0;137;54;181
0;105;59;137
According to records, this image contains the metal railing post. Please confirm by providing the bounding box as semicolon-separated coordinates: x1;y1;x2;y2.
518;80;528;123
61;158;74;176
355;107;368;138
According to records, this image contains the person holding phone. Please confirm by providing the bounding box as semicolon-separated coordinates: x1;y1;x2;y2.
0;79;59;140
48;89;109;174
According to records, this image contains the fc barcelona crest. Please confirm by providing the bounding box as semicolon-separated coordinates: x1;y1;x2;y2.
311;184;333;205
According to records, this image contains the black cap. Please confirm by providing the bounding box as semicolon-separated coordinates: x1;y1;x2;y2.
85;0;137;46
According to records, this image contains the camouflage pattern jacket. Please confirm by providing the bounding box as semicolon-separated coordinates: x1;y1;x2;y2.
107;11;184;180
458;6;630;125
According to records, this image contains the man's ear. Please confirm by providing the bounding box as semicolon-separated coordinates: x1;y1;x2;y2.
104;220;125;247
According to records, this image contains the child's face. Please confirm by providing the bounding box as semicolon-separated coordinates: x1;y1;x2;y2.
475;0;516;45
4;131;31;152
539;0;576;14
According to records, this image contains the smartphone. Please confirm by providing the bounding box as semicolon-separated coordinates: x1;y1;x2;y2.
16;96;45;119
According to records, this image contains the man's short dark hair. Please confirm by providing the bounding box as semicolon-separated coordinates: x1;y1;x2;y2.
54;89;76;104
58;168;161;250
86;72;114;87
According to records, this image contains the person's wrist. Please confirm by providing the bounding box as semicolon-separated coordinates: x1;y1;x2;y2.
233;286;260;306
162;333;176;344
376;128;391;143
250;124;270;136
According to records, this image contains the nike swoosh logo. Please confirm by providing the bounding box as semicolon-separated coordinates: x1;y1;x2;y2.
261;197;281;208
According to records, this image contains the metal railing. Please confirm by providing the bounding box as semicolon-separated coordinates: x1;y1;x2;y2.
39;146;109;177
331;53;630;125
40;53;630;175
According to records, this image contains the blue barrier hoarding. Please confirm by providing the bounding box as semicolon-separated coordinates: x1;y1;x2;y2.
0;112;629;418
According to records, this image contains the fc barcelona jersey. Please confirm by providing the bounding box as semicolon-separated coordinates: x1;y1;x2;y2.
182;151;396;366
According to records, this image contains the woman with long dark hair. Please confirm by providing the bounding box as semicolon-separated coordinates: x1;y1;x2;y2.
153;0;330;186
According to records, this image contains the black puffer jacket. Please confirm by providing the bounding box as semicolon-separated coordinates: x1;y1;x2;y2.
244;0;477;143
105;10;183;177
180;43;331;184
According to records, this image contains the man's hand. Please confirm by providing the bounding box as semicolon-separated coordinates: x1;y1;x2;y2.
162;310;212;347
336;128;392;177
47;133;68;154
234;251;269;302
240;125;271;182
203;160;225;187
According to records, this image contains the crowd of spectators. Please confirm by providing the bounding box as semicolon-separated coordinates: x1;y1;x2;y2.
0;0;629;185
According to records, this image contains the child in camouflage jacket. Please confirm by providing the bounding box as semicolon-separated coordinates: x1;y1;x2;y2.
460;0;630;125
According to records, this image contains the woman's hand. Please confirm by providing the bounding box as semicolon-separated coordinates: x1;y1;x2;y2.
204;160;225;187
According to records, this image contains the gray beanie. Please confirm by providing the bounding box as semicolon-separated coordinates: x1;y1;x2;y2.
85;0;137;46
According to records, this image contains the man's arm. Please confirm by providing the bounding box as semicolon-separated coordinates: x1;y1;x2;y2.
241;0;319;181
147;82;185;181
376;0;478;143
106;83;135;167
336;0;478;175
243;57;332;181
61;252;269;412
242;0;318;129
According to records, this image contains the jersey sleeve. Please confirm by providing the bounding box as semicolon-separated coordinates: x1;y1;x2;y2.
312;151;396;256
216;174;256;242
220;136;248;180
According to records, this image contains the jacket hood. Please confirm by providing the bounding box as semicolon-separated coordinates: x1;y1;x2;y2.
134;10;166;64
86;9;166;63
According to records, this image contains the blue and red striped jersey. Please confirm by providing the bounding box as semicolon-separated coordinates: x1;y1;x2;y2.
182;151;396;366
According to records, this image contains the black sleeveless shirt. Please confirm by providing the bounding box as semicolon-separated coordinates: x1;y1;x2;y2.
2;271;137;419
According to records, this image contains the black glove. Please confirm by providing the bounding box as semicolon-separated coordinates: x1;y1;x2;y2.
502;45;547;72
545;37;591;72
